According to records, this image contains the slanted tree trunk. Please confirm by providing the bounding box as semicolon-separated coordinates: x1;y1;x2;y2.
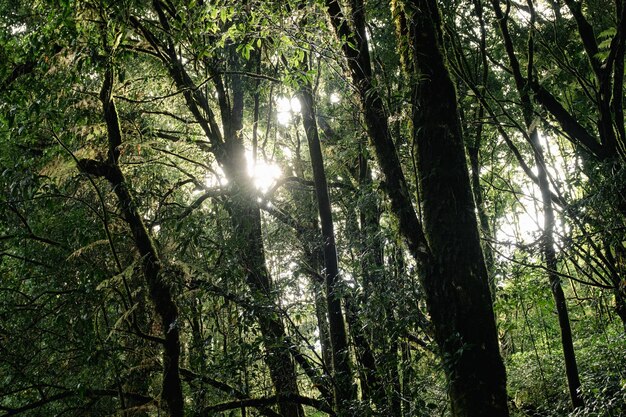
531;124;584;408
306;98;391;412
311;259;334;382
78;67;184;417
403;1;509;414
131;5;304;415
326;0;509;415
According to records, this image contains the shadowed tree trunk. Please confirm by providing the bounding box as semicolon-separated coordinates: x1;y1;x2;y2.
403;1;509;414
78;66;184;417
297;67;356;414
325;0;509;415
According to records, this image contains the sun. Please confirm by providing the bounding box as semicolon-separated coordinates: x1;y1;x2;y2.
195;153;281;196
275;96;301;126
246;151;282;193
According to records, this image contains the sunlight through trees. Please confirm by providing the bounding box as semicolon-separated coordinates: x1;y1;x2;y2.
1;0;625;416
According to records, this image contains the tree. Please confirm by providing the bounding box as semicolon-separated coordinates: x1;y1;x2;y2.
489;0;584;406
128;2;308;415
77;61;185;416
325;0;509;414
297;58;355;413
3;0;626;416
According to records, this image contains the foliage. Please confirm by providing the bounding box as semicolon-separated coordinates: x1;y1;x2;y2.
1;0;626;415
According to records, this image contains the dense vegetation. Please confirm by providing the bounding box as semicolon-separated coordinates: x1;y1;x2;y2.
1;0;625;416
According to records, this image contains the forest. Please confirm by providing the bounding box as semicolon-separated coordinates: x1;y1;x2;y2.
1;0;625;416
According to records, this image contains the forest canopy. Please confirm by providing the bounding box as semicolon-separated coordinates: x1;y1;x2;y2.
1;0;625;416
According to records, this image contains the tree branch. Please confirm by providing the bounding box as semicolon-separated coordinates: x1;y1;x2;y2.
199;393;335;416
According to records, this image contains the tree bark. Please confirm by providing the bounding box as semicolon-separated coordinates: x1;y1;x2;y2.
78;68;184;417
298;79;355;414
404;1;509;414
326;0;509;415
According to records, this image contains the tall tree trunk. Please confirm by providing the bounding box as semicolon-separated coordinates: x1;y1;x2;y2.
357;152;402;415
490;0;584;407
468;142;496;298
326;0;509;415
343;291;380;405
292;128;335;388
220;103;304;417
312;267;334;379
497;0;626;332
298;78;355;414
404;1;508;414
267;129;336;404
131;6;304;414
532;127;584;408
229;189;304;417
466;0;496;299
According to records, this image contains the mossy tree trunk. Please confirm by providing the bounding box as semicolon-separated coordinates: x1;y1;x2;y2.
402;1;509;414
78;67;184;417
325;0;509;415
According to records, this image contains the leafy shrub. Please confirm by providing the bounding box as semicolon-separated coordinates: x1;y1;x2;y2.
508;349;571;416
507;325;626;417
569;329;626;417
